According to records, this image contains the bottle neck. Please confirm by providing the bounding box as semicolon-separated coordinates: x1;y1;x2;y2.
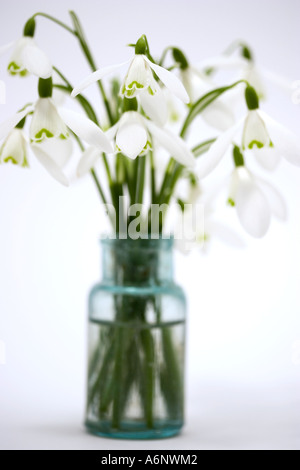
100;238;174;286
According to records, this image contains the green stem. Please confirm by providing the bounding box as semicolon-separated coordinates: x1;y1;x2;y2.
72;132;109;208
149;151;157;204
135;156;146;205
157;138;217;229
33;11;114;125
69;11;114;126
53;66;115;203
32;12;75;34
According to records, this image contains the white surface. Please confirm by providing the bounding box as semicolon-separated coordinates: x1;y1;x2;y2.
0;0;300;450
1;381;299;450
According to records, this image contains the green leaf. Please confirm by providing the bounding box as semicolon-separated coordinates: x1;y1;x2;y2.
181;80;245;137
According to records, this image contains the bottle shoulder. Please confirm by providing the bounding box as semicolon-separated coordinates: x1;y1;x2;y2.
89;280;186;301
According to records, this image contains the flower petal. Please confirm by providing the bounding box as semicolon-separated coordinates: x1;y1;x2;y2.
58;108;113;153
139;79;168;126
243;64;266;99
256;178;287;221
251;145;281;171
209;220;246;248
116;114;148;159
0;106;34;141
71;60;130;97
198;55;248;70
144;118;195;168
196;120;242;179
242;110;271;150
122;55;150;98
34;137;72;168
0;40;15;56
30;98;68;142
0;129;27;166
105;122;119;141
77;146;101;176
8;37;32;75
236;181;271;238
261;67;293;96
144;56;190;103
201;100;235;131
258;110;300;167
31;143;69;186
21;43;52;79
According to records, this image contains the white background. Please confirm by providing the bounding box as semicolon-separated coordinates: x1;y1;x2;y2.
0;0;299;450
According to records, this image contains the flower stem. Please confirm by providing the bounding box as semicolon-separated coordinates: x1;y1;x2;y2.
52;66;116;207
135;156;146;205
69;11;114;126
72;132;108;207
32;12;75;34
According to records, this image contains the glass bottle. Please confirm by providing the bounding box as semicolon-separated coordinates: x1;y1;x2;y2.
85;237;186;439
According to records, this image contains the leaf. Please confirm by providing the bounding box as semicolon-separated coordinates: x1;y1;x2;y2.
181;80;245;137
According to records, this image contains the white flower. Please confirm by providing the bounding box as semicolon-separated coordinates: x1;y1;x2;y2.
0;128;28;167
196;109;300;179
180;66;235;131
31;138;73;187
0;101;113;185
29;98;69;143
174;194;245;254
228;166;287;238
77;146;102;177
72;53;189;126
102;111;195;167
0;37;52;79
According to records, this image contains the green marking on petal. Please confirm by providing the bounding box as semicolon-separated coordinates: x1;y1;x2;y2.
8;62;27;77
127;81;144;90
22;156;29;168
34;128;54;142
197;233;209;243
3;156;18;165
59;133;69;140
227;198;235;207
248;140;264;149
139;140;152;156
270;140;274;148
124;88;136;98
147;86;155;96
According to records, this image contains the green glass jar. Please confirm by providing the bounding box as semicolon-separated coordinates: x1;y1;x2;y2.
85;237;186;439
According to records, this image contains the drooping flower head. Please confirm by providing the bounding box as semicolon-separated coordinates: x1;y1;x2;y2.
195;85;300;179
0;77;113;185
72;35;190;126
0;18;52;79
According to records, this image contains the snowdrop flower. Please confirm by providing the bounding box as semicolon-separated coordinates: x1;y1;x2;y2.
0;78;113;185
228;156;287;238
72;35;189;126
0;128;28;167
174;188;245;254
102;109;195;167
77;146;102;177
181;66;235;131
31;138;73;186
196;85;300;178
0;18;52;79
